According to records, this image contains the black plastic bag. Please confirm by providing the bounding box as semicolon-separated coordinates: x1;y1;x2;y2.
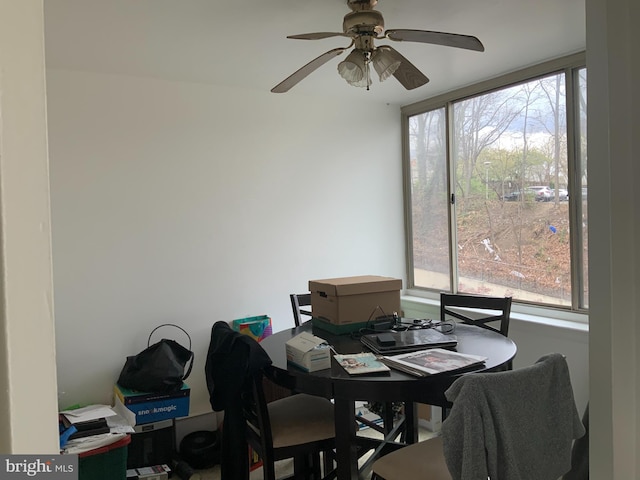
118;324;194;393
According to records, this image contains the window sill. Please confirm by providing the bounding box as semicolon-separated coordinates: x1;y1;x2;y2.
401;293;589;333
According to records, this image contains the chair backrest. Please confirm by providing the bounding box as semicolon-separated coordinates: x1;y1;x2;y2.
440;292;512;336
442;353;586;480
205;321;272;479
242;370;277;476
290;293;312;327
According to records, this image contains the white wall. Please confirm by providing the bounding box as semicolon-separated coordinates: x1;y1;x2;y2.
0;0;59;453
508;320;588;415
46;69;405;416
586;0;639;475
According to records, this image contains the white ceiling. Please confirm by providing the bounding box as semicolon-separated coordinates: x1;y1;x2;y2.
43;0;585;106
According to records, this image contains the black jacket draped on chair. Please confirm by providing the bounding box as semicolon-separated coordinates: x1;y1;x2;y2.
205;321;272;480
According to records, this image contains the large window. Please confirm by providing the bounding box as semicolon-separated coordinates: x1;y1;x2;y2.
404;55;588;311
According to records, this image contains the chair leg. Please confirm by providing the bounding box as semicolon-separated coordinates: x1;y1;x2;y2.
310;452;322;480
401;402;417;444
292;452;322;480
382;402;395;435
293;454;306;480
321;450;334;479
262;457;277;480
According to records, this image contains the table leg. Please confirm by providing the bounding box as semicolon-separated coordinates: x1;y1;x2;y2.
403;401;418;444
382;402;395;436
334;397;358;480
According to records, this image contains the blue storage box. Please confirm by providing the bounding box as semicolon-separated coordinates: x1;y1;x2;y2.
114;383;190;425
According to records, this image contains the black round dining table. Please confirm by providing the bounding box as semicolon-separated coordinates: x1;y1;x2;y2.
260;321;517;480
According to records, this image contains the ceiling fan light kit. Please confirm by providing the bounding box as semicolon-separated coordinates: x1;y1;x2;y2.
271;0;485;94
371;47;401;82
338;51;363;82
337;50;372;87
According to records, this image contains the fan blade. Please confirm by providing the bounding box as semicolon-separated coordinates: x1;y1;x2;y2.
271;47;348;93
380;46;429;90
288;32;352;40
385;29;485;52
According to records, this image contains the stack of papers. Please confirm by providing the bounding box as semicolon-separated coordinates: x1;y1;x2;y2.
59;404;136;454
379;348;487;377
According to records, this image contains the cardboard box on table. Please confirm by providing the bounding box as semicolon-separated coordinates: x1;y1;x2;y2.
309;275;402;334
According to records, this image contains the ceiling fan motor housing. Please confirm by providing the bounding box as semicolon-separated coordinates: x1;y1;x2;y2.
347;0;378;11
343;10;384;36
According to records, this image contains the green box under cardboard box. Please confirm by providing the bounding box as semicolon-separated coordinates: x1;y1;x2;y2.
114;383;190;425
311;317;371;335
79;434;130;480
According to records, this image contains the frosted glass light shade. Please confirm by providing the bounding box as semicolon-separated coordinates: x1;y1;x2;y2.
349;69;372;88
337;50;367;84
371;48;401;82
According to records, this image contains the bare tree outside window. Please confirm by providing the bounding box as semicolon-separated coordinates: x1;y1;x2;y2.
407;66;587;309
577;68;589;308
409;108;449;291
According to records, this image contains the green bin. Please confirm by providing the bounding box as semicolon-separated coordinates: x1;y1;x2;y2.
78;434;130;480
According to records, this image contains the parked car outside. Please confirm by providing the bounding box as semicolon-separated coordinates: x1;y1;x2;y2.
527;186;553;202
554;188;569;201
502;190;526;201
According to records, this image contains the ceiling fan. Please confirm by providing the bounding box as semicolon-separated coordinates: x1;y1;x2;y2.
271;0;484;93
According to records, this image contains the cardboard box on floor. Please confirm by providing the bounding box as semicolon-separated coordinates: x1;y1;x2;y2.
309;275;402;326
417;403;442;432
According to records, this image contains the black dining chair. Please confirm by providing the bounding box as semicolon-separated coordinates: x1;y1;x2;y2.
243;369;336;480
431;292;513;422
440;292;512;337
371;353;586;480
290;293;313;327
205;321;336;480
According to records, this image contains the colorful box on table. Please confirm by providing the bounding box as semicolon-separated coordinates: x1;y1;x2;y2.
113;383;190;425
231;315;272;342
309;275;402;334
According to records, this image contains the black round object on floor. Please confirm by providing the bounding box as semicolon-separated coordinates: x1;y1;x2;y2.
179;430;220;469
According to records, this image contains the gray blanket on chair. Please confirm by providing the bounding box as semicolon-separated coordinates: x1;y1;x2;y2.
442;353;586;480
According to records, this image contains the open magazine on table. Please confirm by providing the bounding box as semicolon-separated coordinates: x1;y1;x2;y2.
379;348;487;377
334;352;391;375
